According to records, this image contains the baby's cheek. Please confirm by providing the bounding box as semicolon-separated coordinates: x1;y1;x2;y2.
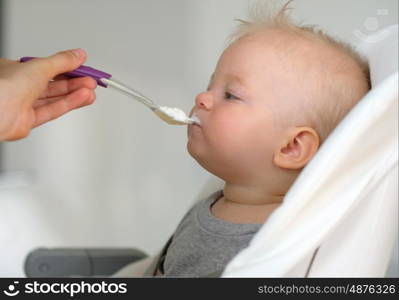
228;121;272;157
210;122;249;154
207;109;265;153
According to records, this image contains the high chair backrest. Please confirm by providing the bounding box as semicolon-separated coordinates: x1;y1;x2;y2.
194;24;398;277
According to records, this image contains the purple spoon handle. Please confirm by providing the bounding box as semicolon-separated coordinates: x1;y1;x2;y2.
20;57;112;87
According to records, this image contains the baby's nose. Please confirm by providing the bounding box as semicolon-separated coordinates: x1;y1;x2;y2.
195;92;213;110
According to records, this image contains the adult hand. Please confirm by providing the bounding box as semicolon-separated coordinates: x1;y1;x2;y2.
0;49;97;141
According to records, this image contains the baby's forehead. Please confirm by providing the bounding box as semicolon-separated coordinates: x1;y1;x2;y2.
226;29;359;84
220;31;313;83
219;31;297;74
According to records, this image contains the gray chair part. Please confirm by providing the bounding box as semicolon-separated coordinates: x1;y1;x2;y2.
24;247;148;277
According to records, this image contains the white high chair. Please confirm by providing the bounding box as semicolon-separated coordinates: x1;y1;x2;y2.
24;24;398;278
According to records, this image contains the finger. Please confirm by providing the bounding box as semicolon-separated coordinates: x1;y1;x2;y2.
27;48;87;81
33;88;96;127
0;58;18;68
53;74;69;80
39;76;97;99
33;91;94;109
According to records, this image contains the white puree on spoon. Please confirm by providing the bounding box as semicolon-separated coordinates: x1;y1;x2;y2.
158;106;201;125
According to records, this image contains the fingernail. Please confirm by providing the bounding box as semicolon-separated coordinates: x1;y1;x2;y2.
71;48;86;60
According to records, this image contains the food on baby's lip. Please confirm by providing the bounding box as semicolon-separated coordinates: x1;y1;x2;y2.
157;106;197;125
190;113;201;125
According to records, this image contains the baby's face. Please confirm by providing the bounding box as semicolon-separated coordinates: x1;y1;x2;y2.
187;32;298;183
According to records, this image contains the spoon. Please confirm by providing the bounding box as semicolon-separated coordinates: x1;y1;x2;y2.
20;57;199;126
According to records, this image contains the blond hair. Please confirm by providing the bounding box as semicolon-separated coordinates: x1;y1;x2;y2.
227;0;371;143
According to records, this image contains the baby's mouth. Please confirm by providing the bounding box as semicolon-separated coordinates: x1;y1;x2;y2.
190;112;202;126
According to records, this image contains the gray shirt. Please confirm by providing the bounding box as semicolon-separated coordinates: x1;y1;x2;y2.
160;190;262;277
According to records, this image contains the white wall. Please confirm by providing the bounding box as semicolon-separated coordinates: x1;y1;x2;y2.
0;0;397;276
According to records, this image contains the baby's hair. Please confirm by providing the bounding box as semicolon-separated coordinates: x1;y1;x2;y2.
227;0;371;143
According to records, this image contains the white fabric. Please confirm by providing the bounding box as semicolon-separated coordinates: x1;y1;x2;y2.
217;25;399;277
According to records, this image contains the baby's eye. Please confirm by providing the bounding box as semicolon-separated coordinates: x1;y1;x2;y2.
224;92;239;101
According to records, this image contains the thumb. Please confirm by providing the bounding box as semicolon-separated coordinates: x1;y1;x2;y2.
33;48;87;80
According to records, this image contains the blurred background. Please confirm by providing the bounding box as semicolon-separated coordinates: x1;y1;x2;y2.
0;0;397;276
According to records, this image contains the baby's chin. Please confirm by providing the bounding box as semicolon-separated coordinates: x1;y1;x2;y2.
186;143;224;178
187;139;212;169
187;139;201;161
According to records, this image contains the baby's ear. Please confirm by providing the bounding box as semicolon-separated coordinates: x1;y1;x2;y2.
273;127;320;170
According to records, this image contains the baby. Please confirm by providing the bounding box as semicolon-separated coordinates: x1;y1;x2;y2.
150;1;370;277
